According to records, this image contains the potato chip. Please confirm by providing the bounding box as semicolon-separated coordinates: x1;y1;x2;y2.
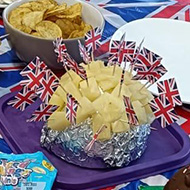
68;22;92;38
45;3;67;18
83;23;93;33
31;32;42;37
8;0;93;39
56;18;81;38
39;0;57;8
22;1;44;11
19;2;32;9
55;3;82;19
20;0;56;11
16;25;32;34
68;30;83;38
22;11;44;30
46;0;58;6
70;16;83;25
9;7;32;28
46;16;58;22
36;21;62;39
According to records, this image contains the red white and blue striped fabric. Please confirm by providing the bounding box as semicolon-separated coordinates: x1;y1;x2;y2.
1;0;190;189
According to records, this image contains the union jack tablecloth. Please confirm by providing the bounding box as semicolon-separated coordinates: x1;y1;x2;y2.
0;0;190;189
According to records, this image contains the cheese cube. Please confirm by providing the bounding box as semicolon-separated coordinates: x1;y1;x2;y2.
92;113;111;140
64;80;82;102
93;93;123;123
80;77;101;101
111;113;130;133
48;93;65;111
132;100;147;124
48;111;70;131
60;70;82;88
111;83;132;98
76;97;96;124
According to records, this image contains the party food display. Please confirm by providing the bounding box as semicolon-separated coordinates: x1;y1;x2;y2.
7;27;181;168
8;0;92;39
47;62;154;133
164;165;190;190
0;152;57;189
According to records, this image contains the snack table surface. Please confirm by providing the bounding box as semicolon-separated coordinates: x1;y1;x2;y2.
0;0;190;189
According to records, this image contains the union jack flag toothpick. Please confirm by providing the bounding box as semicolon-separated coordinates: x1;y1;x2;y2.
8;86;37;111
123;96;139;125
85;125;107;152
133;48;162;72
118;62;127;96
115;33;126;65
66;93;79;125
78;40;91;64
130;38;144;68
85;27;101;55
149;96;179;128
118;32;126;52
53;37;67;64
20;56;47;91
64;54;87;80
157;78;182;106
118;41;136;65
27;103;58;122
36;69;59;104
109;40;120;64
133;62;167;84
143;47;162;61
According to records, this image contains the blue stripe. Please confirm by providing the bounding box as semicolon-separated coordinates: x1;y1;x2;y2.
105;6;161;22
0;27;5;36
102;21;118;41
0;49;21;63
0;139;12;154
0;71;22;87
108;0;172;3
120;180;147;190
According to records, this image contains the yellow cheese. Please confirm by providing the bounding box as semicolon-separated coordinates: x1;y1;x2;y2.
48;93;65;111
111;83;132;98
92;113;111;140
132;100;147;124
64;80;82;102
60;70;82;88
80;77;101;101
48;111;70;131
93;93;123;123
76;97;96;124
111;113;130;133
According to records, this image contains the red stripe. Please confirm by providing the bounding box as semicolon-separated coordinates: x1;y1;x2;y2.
0;19;3;26
177;0;190;4
175;106;190;134
98;4;106;7
94;40;110;57
164;80;179;105
152;4;185;18
0;66;25;71
185;9;190;21
99;186;116;190
10;84;22;92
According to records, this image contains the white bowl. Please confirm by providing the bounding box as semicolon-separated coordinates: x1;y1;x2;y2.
3;0;105;70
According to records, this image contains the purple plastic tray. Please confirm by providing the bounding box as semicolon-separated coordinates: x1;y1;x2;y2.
0;92;190;190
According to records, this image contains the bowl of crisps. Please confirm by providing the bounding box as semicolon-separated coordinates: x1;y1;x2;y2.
3;0;104;70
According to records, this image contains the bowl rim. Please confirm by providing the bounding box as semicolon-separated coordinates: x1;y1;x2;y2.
3;0;105;42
